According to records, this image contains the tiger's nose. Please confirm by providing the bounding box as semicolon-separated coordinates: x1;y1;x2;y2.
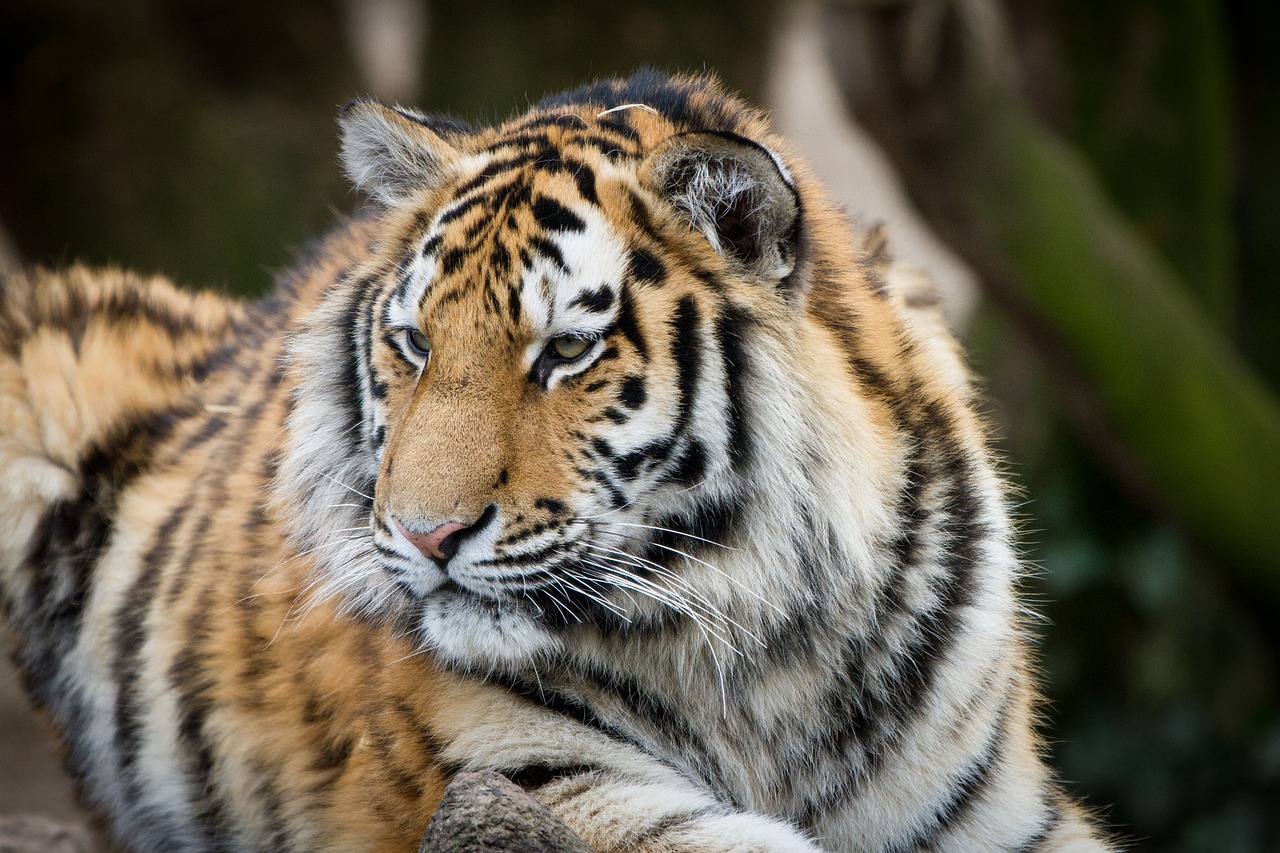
393;505;496;564
394;519;466;561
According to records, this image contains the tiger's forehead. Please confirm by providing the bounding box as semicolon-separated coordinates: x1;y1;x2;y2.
384;140;639;344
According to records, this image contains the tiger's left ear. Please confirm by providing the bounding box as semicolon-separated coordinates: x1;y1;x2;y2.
338;99;468;206
646;132;801;284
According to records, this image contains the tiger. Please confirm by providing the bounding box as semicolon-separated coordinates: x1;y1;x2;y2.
0;70;1114;852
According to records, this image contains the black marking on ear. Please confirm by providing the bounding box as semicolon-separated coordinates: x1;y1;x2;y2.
571;285;615;313
628;248;666;285
619;375;646;409
532;196;586;233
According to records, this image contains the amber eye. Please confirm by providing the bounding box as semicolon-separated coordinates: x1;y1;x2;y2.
403;328;432;360
549;335;592;361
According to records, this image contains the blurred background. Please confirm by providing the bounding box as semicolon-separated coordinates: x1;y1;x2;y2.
1;1;1277;850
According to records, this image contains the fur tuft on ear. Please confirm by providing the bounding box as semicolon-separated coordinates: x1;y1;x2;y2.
647;132;800;283
338;99;466;205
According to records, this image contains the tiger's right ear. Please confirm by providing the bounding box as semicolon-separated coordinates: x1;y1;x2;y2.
338;99;467;206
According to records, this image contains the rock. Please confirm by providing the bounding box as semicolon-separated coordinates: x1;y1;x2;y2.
419;772;592;853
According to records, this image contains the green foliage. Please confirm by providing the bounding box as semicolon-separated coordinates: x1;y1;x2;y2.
974;307;1280;851
960;3;1280;847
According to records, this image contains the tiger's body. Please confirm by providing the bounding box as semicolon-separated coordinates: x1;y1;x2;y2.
0;72;1111;852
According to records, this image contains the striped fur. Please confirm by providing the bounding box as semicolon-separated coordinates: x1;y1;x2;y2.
1;72;1113;852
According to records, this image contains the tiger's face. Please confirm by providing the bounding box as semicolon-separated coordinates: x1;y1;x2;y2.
288;94;807;667
367;167;731;660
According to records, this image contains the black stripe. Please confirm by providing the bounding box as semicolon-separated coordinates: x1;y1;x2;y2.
883;707;1007;853
336;278;373;449
439;246;467;276
532;196;586;233
612;281;649;360
628;247;666;285
715;304;753;469
529;235;569;274
1013;802;1062;853
618;375;646;409
626;807;722;846
642;496;741;567
111;501;190;800
13;408;180;712
573;133;635;156
178;414;228;453
626;189;664;245
659;439;706;486
569;159;599;205
570;285;614;313
169;574;234;851
437;194;486;226
482;673;636;747
597;116;641;142
669;295;701;430
504;763;602;791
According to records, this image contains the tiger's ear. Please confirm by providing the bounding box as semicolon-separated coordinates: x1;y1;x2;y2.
338;99;468;205
647;132;801;283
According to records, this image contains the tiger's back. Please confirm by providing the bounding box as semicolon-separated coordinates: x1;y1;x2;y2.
1;72;1112;852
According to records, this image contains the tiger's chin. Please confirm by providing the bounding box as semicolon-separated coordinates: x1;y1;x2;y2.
417;583;565;670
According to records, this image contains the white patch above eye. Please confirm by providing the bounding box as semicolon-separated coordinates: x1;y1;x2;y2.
517;203;630;370
385;245;437;331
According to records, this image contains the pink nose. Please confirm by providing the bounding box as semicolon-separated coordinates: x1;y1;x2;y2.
394;518;469;561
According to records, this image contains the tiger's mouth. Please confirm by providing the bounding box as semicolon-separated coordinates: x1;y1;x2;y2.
418;542;639;629
427;575;547;619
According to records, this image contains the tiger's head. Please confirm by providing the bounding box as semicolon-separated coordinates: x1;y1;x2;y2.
279;73;951;671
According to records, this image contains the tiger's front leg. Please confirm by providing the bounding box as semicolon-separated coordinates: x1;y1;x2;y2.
419;770;824;853
522;768;824;853
417;678;825;853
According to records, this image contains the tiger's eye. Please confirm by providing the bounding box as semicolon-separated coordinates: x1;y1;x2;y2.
550;335;591;360
405;328;432;359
